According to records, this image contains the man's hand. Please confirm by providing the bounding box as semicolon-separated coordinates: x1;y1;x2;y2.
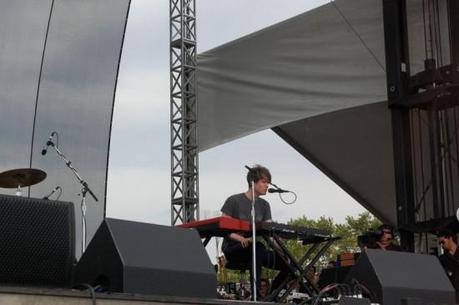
240;237;252;248
228;233;252;247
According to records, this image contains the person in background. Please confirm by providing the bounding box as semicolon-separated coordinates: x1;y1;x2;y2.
305;265;319;291
259;278;270;300
437;229;459;302
368;224;402;251
326;261;337;268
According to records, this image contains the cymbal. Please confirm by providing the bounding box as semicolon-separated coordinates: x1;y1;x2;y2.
0;168;47;188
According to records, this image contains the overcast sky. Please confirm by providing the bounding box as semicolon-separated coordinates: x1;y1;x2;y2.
106;0;366;240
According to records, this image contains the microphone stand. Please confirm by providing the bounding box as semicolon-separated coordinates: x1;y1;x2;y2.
48;142;98;254
250;179;257;302
245;166;257;302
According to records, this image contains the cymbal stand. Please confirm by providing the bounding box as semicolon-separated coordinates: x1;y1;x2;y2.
15;185;22;196
49;142;98;254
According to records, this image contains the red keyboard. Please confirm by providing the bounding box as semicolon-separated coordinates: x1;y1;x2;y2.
178;216;331;243
178;216;250;238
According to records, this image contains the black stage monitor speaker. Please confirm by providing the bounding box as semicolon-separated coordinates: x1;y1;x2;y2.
345;249;455;305
74;218;216;298
0;194;75;286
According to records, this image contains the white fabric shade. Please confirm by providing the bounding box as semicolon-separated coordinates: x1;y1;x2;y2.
196;0;446;224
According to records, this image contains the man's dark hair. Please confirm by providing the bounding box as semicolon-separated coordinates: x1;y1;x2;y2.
260;278;269;285
377;224;393;233
246;165;271;188
376;224;394;241
437;229;457;244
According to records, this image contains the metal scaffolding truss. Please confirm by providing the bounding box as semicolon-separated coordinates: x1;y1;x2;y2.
383;0;459;250
169;0;199;225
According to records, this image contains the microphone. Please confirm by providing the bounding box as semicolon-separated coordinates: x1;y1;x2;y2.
245;165;254;172
268;188;290;193
43;186;61;200
41;132;55;155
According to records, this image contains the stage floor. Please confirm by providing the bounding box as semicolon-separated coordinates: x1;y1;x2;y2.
0;286;277;305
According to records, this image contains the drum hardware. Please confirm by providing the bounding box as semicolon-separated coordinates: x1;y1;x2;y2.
0;168;47;196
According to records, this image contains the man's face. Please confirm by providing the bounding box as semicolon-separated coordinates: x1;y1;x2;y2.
260;280;269;296
379;229;393;245
439;236;454;251
253;177;269;196
306;267;315;278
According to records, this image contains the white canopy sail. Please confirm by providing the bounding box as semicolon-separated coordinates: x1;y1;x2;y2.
197;0;448;224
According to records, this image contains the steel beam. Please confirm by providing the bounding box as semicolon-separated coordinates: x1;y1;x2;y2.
383;0;415;251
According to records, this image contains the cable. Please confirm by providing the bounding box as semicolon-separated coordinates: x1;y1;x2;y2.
350;279;376;302
422;0;429;59
308;283;338;305
278;191;297;205
43;186;63;201
351;279;362;296
305;282;356;305
28;0;55;171
55;186;63;200
427;0;435;60
74;283;97;305
268;182;296;204
53;131;60;148
331;1;386;73
434;0;443;67
27;0;55;199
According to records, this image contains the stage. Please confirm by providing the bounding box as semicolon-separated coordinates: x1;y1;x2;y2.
0;286;276;305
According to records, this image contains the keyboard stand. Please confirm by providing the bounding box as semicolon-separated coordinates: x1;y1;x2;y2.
263;232;340;302
178;217;341;302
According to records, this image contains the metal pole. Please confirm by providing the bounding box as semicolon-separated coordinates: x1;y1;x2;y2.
251;181;257;302
382;0;415;251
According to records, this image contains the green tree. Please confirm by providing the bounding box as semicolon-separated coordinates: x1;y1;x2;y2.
284;216;336;261
285;212;382;266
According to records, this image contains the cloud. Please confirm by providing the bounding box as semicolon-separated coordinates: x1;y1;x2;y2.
106;167;170;225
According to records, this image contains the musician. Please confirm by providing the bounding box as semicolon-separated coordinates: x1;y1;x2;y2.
221;165;288;297
367;224;402;251
259;278;270;300
305;265;319;290
437;229;459;301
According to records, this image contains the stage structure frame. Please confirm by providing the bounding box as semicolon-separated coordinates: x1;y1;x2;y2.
383;0;459;251
383;0;415;251
167;0;459;239
169;0;199;225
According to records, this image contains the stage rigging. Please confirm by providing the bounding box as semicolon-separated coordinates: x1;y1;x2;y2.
169;0;199;225
383;0;459;251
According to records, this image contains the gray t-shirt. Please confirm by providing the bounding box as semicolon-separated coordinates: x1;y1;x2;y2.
220;193;272;251
221;193;272;222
